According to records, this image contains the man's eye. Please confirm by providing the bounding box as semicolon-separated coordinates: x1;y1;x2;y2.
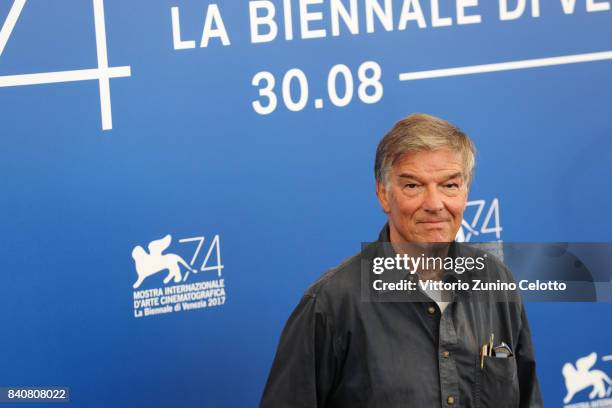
445;183;459;189
404;183;418;189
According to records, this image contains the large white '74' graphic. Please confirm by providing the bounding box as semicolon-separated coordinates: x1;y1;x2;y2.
0;0;130;130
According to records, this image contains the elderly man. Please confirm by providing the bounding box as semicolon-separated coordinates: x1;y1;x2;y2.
261;113;543;407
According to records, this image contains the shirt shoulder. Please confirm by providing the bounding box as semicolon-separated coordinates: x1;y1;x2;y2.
304;252;361;298
302;241;379;307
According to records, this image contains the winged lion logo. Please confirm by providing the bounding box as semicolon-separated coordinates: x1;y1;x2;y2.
562;352;612;404
132;234;195;289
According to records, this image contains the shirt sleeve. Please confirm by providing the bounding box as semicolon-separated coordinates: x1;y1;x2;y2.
260;294;341;408
515;304;544;408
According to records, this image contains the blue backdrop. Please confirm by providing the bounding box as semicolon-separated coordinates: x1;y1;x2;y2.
1;0;612;406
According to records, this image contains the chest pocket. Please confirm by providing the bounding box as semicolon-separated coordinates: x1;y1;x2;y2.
476;356;519;408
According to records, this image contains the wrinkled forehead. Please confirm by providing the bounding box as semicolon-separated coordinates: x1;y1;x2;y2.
390;148;466;178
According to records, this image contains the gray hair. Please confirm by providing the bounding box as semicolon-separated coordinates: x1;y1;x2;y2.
374;113;476;186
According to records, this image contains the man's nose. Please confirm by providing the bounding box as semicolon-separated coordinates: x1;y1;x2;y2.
423;185;444;212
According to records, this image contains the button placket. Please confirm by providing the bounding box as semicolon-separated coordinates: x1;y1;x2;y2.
438;303;460;408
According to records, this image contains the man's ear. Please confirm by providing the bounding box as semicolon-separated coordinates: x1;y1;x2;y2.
376;180;391;214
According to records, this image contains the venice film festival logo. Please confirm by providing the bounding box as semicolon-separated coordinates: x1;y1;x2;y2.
131;234;226;318
562;352;612;407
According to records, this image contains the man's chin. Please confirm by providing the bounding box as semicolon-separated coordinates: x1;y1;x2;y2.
392;223;456;243
418;231;454;243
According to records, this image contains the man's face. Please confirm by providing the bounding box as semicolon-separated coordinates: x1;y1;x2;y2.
376;148;468;243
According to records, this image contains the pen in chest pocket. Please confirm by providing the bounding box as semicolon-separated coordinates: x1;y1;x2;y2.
480;334;514;369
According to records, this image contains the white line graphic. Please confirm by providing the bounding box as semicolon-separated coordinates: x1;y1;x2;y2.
0;68;131;86
0;0;26;56
398;51;612;81
0;0;131;131
603;355;612;362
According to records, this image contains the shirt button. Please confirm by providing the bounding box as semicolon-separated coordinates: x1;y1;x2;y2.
447;395;455;405
441;351;450;358
427;305;436;315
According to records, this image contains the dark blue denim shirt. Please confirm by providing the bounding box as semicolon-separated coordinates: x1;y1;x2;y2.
261;225;543;408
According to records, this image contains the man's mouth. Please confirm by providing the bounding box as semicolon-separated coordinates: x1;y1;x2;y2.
418;219;450;224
